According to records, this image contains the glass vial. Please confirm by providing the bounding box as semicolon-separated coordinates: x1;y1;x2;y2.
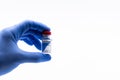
42;30;51;54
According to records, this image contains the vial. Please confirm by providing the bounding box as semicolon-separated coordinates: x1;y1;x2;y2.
42;30;51;54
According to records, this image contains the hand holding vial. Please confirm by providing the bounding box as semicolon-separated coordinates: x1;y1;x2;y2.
0;20;51;76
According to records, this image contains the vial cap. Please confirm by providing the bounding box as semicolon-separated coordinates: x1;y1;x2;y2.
42;30;51;35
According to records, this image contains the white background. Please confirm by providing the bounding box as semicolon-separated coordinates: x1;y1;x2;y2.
0;0;120;80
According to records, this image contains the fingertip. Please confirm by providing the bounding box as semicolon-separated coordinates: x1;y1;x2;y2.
40;54;51;62
45;54;52;61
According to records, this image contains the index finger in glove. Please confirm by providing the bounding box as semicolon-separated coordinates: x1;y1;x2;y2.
9;20;50;41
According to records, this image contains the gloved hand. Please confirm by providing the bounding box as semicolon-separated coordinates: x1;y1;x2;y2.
0;20;51;76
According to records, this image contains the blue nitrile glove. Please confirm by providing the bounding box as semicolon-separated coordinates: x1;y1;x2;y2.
0;20;51;76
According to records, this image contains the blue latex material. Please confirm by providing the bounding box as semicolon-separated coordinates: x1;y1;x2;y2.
0;20;51;76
